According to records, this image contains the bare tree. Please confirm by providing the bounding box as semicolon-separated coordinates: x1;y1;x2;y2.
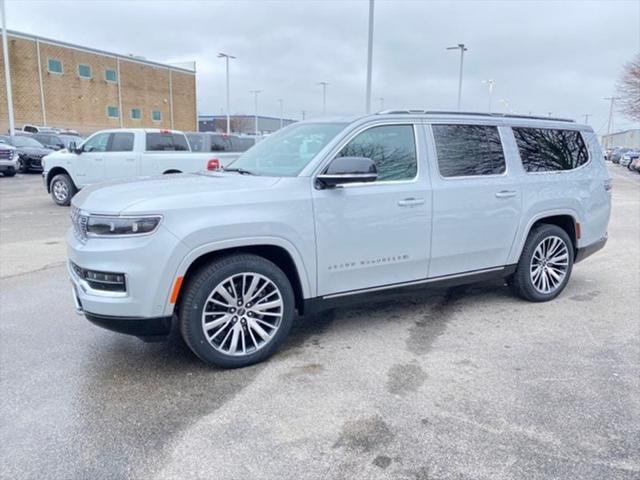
616;54;640;121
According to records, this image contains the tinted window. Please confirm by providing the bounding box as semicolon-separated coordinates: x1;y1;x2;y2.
145;133;189;151
432;124;505;177
78;64;91;79
131;108;142;120
107;106;119;118
513;127;589;172
210;135;232;152
105;69;117;82
109;133;134;152
338;124;417;181
48;58;62;74
229;137;255;152
83;133;110;153
186;134;205;152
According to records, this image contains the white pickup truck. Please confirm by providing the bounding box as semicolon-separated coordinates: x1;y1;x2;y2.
42;129;241;205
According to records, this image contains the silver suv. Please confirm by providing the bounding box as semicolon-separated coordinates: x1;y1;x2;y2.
67;111;611;368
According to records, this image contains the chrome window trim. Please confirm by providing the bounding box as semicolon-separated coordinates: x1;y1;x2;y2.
427;123;509;181
312;122;421;188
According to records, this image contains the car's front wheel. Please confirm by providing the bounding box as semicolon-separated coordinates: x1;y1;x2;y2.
509;224;574;302
50;174;77;206
3;168;16;177
16;157;28;173
179;254;296;368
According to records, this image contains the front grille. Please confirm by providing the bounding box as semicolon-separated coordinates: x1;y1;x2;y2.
70;207;88;242
71;262;127;293
0;149;12;160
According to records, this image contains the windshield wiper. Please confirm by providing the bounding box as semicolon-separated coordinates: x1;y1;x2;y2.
224;167;255;175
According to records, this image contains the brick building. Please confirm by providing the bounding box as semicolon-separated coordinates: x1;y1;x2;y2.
0;30;197;135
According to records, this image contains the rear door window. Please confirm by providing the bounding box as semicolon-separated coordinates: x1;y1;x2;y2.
145;133;189;151
513;127;589;172
432;124;506;177
210;135;232;152
109;133;134;152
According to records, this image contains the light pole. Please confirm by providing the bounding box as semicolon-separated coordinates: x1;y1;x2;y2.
365;0;375;114
447;43;467;111
301;110;307;120
277;98;284;129
318;81;328;115
379;97;384;111
499;98;510;114
218;52;236;135
250;90;261;136
604;96;621;135
481;79;494;113
1;0;15;140
583;114;591;124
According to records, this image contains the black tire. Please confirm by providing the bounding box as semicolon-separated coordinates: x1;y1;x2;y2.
16;157;28;173
509;224;574;302
179;253;296;368
50;173;77;206
3;168;16;177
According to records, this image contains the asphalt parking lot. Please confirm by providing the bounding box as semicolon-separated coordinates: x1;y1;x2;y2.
0;166;638;480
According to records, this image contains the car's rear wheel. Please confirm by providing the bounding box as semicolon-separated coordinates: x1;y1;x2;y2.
50;174;77;206
509;224;574;302
179;254;296;368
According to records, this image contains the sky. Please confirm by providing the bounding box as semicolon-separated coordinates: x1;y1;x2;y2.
4;0;640;134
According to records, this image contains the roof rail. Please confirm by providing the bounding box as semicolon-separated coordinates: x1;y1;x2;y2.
376;110;575;123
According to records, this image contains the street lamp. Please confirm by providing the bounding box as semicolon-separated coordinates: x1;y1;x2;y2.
277;99;284;129
301;110;307;120
250;90;261;136
218;52;236;135
481;79;494;113
318;81;329;115
447;43;467;111
1;0;15;140
365;0;375;114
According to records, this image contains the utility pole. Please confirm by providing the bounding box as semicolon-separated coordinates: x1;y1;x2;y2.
318;81;328;115
604;96;621;135
277;98;284;129
583;114;591;124
301;110;307;120
250;90;261;136
218;52;236;135
447;43;467;110
1;0;15;140
482;79;494;113
365;0;375;114
379;97;384;111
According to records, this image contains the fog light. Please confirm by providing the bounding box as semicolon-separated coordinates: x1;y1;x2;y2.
72;262;126;292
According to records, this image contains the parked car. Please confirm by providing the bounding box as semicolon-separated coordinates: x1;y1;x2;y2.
610;147;632;164
33;132;84;151
0;143;18;177
185;132;256;154
66;111;611;368
0;134;54;173
620;150;639;169
629;156;640;173
22;124;81;136
43;129;237;206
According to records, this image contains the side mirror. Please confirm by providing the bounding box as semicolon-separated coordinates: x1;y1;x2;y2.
316;156;377;189
68;141;79;154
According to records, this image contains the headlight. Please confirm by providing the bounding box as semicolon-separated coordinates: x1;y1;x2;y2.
86;215;162;237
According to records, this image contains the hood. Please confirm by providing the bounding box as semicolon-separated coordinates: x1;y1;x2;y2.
72;172;282;214
18;146;53;157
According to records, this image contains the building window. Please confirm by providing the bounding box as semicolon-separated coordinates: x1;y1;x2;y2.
105;69;117;83
432;124;506;177
78;64;92;79
47;58;63;74
107;106;119;119
152;110;162;122
130;108;142;120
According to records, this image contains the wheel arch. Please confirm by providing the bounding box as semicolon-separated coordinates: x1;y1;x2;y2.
171;240;312;316
163;169;182;174
512;211;579;262
46;167;76;193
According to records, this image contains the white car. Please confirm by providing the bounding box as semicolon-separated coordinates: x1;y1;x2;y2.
42;129;241;205
68;111;611;368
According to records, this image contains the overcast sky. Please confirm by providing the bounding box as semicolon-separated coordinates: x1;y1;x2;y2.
5;0;640;133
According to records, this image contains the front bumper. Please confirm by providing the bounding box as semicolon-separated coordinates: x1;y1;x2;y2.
0;158;18;171
67;224;189;327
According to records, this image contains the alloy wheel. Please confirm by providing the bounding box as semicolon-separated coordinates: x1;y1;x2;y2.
530;235;569;294
53;180;69;202
201;272;284;356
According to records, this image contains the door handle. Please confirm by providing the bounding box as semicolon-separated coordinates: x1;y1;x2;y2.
398;197;425;206
495;190;517;199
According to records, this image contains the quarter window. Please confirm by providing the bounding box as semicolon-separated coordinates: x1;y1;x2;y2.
513;127;589;172
78;64;92;79
108;133;134;152
130;108;142;120
107;106;119;118
105;69;117;82
432;124;506;177
152;110;162;122
48;58;63;74
338;124;417;181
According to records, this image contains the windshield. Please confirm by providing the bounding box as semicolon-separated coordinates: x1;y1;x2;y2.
0;135;45;148
228;122;347;176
